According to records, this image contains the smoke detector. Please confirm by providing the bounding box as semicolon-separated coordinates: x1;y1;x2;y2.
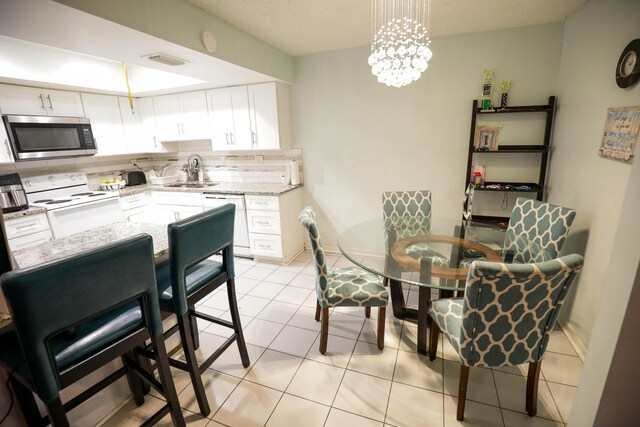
144;53;188;66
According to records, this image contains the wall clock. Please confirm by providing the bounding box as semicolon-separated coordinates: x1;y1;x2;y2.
616;39;640;88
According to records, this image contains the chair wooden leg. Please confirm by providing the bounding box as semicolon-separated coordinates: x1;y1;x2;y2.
45;396;69;427
365;307;371;318
429;322;440;361
457;365;470;421
122;351;145;406
178;313;211;416
377;307;386;350
227;278;250;367
315;300;321;321
382;277;388;287
189;304;200;350
320;307;329;354
152;334;186;427
10;377;42;426
526;361;542;416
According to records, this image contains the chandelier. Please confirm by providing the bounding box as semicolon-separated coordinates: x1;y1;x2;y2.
368;0;433;88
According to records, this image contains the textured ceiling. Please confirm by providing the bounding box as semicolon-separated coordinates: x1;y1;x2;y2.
187;0;588;57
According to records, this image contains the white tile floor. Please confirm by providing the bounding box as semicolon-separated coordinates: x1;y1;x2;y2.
101;252;582;427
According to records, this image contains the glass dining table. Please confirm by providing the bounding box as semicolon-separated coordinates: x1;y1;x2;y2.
338;216;550;355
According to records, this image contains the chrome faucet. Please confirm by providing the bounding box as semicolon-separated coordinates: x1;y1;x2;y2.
186;154;205;182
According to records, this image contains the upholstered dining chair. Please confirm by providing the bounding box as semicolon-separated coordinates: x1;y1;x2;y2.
299;207;388;353
428;254;584;421
382;190;449;267
0;235;185;427
152;204;249;417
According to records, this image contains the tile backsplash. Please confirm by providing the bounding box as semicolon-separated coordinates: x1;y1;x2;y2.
0;143;303;189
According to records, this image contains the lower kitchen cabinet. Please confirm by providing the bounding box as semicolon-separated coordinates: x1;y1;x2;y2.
150;191;204;223
4;212;53;251
245;189;303;263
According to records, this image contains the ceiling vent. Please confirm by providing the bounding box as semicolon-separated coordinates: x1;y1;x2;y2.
145;53;188;66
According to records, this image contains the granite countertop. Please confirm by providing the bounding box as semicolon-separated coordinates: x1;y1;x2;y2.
118;182;303;197
3;206;47;220
12;221;168;269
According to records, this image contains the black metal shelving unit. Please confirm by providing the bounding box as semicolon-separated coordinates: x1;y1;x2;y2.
464;96;557;228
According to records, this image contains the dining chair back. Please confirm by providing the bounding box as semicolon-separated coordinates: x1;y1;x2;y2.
154;204;249;417
504;198;576;263
428;254;584;420
299;206;388;353
0;235;185;426
382;190;432;238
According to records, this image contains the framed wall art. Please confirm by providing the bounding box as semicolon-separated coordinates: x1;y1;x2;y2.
599;105;640;163
474;125;502;151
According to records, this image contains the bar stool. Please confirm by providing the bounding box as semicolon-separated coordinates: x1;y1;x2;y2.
151;205;250;417
0;235;185;427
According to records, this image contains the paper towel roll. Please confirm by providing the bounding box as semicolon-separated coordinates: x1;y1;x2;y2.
290;160;300;185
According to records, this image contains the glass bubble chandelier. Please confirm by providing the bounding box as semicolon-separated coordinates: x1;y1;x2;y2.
368;0;433;88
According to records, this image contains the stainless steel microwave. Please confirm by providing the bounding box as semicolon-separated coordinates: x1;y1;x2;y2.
2;115;97;161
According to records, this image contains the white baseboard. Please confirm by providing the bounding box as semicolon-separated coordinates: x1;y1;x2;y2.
559;319;587;361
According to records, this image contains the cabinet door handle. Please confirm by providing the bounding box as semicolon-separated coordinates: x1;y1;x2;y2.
176;123;181;135
180;123;185;134
153;136;158;148
3;139;10;157
251;131;257;146
225;132;229;145
46;94;53;110
38;94;46;110
257;243;272;249
230;132;235;145
256;220;270;226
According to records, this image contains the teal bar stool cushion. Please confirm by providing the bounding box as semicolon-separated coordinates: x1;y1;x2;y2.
155;259;224;312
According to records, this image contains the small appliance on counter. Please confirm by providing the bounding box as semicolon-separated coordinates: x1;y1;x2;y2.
0;173;28;213
123;171;147;186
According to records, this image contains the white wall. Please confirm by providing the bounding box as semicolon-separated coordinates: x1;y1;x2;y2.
546;0;640;355
291;23;564;246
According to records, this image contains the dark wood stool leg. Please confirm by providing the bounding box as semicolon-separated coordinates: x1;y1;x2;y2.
526;361;542;416
9;377;42;426
178;313;211;416
388;278;407;319
377;307;386;350
457;366;470;421
152;335;186;427
365;307;371;318
315;300;321;321
122;352;145;406
417;259;432;355
227;278;250;367
189;304;200;350
320;307;329;354
429;322;440;361
45;396;69;427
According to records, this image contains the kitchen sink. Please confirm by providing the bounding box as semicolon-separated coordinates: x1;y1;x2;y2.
164;182;219;188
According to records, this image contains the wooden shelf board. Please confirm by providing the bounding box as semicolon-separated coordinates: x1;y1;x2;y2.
477;105;550;114
472;182;543;193
473;145;547;153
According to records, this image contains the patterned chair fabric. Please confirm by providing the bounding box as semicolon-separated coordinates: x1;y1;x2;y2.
504;198;576;263
382;190;449;267
429;254;584;367
299;207;388;309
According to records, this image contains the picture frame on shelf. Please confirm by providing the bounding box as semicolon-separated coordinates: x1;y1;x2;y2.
474;125;502;151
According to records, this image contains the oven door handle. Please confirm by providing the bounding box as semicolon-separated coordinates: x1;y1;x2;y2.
46;197;119;212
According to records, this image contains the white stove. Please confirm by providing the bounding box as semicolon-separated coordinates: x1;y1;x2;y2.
24;173;124;238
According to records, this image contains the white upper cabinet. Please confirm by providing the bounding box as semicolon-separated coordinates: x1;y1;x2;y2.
207;86;252;150
153;91;209;142
208;82;291;152
0;120;14;164
119;97;156;154
0;84;84;117
81;93;126;156
248;83;283;150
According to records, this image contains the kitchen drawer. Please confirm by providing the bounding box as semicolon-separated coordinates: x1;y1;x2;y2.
120;193;147;210
4;213;50;239
245;195;279;211
247;210;281;234
249;233;283;258
152;191;202;207
8;229;53;251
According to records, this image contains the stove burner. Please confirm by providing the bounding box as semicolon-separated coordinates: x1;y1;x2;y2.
71;192;93;196
46;199;72;204
34;199;54;203
89;192;107;197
